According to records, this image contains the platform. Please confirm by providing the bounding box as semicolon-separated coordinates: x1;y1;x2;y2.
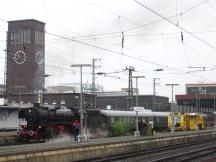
0;129;215;162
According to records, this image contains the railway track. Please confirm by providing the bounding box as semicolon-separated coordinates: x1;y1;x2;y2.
150;146;216;162
75;137;216;162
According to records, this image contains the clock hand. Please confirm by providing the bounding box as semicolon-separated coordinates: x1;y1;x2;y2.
14;55;21;61
19;54;25;60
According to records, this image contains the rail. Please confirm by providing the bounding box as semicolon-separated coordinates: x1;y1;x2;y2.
75;137;216;162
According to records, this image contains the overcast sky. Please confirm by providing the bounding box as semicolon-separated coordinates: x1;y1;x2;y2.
1;0;216;101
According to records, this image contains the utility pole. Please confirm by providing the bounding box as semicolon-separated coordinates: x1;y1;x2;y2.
153;68;163;111
132;75;144;138
166;83;179;134
70;64;91;142
125;66;135;110
92;58;101;94
92;58;101;109
153;78;160;111
132;76;145;107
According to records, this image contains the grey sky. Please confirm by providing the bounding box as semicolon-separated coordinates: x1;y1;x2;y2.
1;0;216;100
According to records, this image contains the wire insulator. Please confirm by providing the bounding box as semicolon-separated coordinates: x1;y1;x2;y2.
122;32;124;48
181;31;184;43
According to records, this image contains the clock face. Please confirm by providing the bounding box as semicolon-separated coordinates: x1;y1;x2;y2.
13;50;26;64
35;51;43;64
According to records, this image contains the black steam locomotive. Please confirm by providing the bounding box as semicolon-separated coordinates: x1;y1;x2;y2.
18;103;79;142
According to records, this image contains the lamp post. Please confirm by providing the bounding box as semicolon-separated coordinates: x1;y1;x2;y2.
132;76;144;137
153;78;160;111
132;76;145;107
71;64;91;142
166;83;179;134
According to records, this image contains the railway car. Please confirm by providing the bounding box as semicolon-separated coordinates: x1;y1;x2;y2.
168;112;215;131
87;109;169;137
153;116;169;132
168;113;199;131
185;113;199;130
168;113;184;131
199;113;214;128
17;103;79;142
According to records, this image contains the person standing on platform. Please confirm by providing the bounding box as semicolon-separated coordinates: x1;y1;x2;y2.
72;120;80;141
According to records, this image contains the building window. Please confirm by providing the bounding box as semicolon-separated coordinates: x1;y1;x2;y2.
10;30;30;45
52;100;56;105
24;30;30;44
35;31;44;45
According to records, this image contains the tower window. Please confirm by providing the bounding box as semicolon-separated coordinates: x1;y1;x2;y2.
35;31;44;45
10;30;30;45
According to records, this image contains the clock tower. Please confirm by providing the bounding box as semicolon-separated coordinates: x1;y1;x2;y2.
6;19;45;94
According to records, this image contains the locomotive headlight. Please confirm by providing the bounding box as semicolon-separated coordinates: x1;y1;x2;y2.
28;110;32;113
39;126;41;128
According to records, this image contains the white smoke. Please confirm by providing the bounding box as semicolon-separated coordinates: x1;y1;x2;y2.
45;132;74;143
45;128;109;143
87;128;109;138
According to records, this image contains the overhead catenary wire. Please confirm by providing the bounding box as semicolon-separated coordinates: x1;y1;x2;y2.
0;0;206;42
124;0;206;33
0;17;214;71
46;31;187;73
0;17;213;82
182;43;191;67
133;0;216;51
1;2;216;94
45;0;205;41
46;26;215;80
176;9;191;68
49;0;206;42
44;28;216;75
0;0;201;46
82;0;162;35
0;6;215;83
205;0;216;11
176;0;179;26
165;35;215;65
45;30;216;44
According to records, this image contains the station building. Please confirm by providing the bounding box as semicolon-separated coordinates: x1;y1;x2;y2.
96;91;170;111
176;83;216;113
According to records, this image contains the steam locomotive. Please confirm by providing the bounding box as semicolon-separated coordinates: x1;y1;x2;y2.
17;103;79;142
